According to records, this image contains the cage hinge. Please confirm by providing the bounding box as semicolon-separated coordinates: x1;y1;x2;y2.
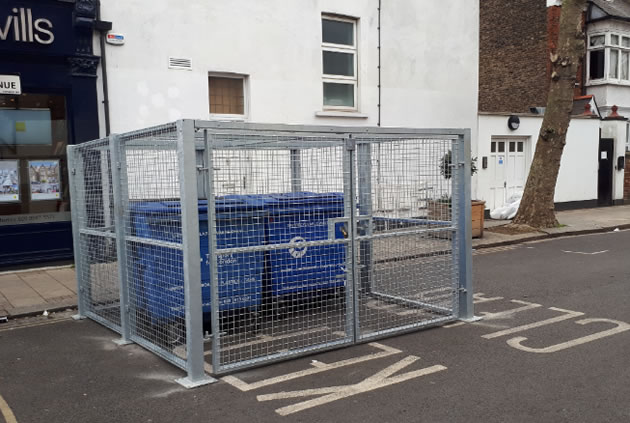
345;139;356;151
116;161;122;169
196;165;208;172
458;287;467;293
125;304;130;314
458;161;466;167
71;168;76;175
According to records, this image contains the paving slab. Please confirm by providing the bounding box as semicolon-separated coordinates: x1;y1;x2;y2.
19;271;75;301
0;291;10;307
0;273;44;308
45;268;78;293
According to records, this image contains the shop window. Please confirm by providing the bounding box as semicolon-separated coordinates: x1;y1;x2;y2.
208;75;246;117
0;93;69;219
322;15;358;110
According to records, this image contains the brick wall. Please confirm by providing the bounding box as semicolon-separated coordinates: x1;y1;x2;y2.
625;153;630;201
479;0;548;113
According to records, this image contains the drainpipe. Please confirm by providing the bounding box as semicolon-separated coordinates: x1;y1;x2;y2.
95;3;112;136
377;0;382;126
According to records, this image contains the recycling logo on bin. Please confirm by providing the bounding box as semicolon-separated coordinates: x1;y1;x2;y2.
288;236;308;259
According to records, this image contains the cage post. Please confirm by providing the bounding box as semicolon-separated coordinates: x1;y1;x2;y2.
343;137;358;340
110;134;133;345
456;129;474;320
175;120;216;387
290;149;302;192
203;130;221;374
68;145;87;320
195;148;208;200
356;142;373;294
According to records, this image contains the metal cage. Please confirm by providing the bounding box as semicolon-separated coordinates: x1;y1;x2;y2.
68;120;473;387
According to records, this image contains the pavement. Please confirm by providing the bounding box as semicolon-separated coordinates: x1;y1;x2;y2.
1;204;629;320
0;230;628;422
0;267;76;320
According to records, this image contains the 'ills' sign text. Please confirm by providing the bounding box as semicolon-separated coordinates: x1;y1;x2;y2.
0;8;54;45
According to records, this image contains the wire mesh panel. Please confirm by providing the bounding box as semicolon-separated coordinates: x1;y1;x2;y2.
117;123;190;369
199;132;353;373
353;138;459;340
70;139;121;332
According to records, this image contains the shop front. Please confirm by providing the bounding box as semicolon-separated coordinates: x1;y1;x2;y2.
0;0;100;267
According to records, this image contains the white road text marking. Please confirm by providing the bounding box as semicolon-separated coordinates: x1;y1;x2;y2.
257;356;447;416
479;300;542;319
482;307;584;339
222;342;402;392
561;250;609;255
473;293;504;304
507;318;630;353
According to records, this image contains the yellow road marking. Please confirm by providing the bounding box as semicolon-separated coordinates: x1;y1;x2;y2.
0;394;18;423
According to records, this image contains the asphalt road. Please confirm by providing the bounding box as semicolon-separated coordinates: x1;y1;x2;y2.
0;230;629;423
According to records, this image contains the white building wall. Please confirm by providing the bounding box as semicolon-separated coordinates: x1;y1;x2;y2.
477;115;601;210
98;0;478;134
380;1;479;130
555;118;601;203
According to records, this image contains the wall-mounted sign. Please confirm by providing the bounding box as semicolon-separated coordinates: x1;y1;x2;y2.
0;160;20;202
29;160;60;201
106;33;124;45
0;2;75;57
0;7;54;45
0;74;21;94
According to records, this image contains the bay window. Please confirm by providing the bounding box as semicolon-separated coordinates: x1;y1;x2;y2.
587;32;630;84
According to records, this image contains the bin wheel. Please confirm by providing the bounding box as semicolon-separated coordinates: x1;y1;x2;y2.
166;319;185;346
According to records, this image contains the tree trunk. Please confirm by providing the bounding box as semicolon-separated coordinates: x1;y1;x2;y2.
512;0;587;229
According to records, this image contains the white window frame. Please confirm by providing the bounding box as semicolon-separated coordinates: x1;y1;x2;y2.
587;31;630;85
321;15;358;111
208;72;249;121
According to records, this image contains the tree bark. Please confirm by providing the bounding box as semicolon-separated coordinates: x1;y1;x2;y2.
512;0;587;229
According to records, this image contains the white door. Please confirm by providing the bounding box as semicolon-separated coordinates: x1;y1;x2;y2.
505;140;527;200
488;138;529;210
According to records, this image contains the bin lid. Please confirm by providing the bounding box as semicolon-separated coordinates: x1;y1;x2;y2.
267;192;344;206
129;192;344;215
223;192;343;208
129;197;259;214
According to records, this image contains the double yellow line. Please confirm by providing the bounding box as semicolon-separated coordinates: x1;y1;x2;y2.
0;394;17;423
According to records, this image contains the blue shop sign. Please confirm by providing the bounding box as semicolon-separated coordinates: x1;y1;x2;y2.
0;1;76;57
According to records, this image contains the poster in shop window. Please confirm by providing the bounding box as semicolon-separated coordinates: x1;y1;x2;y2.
0;160;20;202
29;160;61;200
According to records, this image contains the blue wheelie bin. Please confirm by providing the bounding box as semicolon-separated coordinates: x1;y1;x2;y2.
231;192;347;298
130;198;265;325
265;192;347;297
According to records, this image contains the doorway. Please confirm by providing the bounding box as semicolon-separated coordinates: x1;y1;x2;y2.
488;138;529;210
598;138;614;206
